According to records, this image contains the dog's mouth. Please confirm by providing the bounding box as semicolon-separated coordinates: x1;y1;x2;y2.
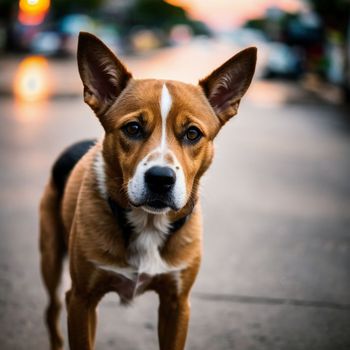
144;199;176;213
130;198;177;214
147;199;168;209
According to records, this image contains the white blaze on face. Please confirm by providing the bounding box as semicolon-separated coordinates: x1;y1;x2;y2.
128;83;187;213
160;83;172;153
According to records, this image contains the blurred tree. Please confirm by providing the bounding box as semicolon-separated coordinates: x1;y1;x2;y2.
0;0;13;20
308;0;348;32
50;0;106;19
308;0;350;101
0;1;18;51
125;0;209;35
244;18;265;32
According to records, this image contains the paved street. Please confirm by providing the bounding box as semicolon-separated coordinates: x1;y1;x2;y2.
0;41;350;350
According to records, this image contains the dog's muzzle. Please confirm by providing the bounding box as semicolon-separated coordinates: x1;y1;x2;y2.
144;166;176;210
128;154;187;213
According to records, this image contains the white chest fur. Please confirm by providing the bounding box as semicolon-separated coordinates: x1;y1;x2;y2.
127;208;170;275
97;208;183;281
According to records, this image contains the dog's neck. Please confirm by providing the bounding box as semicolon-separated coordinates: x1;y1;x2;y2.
107;195;190;244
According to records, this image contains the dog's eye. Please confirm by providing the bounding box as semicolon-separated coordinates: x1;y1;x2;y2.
184;126;202;143
123;122;143;138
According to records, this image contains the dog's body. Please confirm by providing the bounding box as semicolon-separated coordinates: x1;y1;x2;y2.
40;32;256;350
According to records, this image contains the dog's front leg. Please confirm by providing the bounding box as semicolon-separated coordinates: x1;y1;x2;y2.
156;263;201;350
158;292;190;350
66;289;97;350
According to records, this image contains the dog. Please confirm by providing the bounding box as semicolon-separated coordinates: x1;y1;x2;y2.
39;32;256;350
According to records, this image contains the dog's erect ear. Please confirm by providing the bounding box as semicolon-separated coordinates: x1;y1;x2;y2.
199;47;257;125
77;32;132;117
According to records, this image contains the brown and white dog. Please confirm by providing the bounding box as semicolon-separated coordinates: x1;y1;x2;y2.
39;32;256;350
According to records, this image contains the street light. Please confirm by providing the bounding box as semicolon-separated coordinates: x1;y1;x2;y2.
18;0;51;26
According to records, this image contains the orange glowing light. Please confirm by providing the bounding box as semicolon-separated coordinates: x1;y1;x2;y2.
18;10;46;25
18;0;50;25
19;0;50;14
13;56;51;102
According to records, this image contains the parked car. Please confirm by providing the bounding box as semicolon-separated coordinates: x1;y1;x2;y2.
263;42;303;79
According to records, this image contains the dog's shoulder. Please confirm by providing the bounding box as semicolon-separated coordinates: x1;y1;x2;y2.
52;139;97;196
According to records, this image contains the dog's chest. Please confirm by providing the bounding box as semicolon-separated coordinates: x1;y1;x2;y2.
96;209;179;300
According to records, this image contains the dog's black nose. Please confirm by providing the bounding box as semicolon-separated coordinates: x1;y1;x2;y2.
145;166;176;193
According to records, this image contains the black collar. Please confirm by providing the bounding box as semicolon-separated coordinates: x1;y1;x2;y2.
107;197;190;245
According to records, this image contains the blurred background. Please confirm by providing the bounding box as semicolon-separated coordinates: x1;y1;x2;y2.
0;0;349;349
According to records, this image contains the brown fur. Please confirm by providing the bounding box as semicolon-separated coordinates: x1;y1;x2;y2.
39;32;256;350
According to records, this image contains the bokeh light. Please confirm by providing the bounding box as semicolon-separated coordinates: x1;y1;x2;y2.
18;0;50;25
13;56;51;102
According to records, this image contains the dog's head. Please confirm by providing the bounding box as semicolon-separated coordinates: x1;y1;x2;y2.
77;32;256;215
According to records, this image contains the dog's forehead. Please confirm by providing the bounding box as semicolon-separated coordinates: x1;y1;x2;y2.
115;79;214;118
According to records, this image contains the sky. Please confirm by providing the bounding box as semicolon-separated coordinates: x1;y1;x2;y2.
165;0;308;29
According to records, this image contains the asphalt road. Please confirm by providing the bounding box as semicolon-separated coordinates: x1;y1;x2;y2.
1;45;350;349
